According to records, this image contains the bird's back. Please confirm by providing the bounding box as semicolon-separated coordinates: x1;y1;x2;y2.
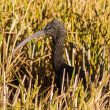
54;63;74;93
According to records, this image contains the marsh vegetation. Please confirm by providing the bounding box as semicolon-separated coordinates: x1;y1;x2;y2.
0;0;110;109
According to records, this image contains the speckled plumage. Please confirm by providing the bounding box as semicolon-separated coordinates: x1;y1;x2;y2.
44;19;74;93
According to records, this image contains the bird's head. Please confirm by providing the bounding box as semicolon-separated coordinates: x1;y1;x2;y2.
43;19;66;41
13;19;66;54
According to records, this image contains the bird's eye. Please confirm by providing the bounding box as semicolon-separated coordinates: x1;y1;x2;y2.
45;25;52;29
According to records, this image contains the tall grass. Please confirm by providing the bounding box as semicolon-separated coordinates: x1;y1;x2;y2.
0;0;110;109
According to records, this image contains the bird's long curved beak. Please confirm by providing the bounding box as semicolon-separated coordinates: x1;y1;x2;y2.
13;30;45;54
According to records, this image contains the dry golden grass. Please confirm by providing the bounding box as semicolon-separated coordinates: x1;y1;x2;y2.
0;0;110;109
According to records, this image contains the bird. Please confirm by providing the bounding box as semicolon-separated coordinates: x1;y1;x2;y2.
13;19;86;94
43;19;74;93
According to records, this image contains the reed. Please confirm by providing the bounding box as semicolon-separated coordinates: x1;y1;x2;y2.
0;0;110;109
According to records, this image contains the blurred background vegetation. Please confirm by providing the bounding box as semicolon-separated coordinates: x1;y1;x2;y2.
0;0;110;109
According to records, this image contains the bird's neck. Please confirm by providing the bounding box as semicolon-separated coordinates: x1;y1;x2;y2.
52;38;65;71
